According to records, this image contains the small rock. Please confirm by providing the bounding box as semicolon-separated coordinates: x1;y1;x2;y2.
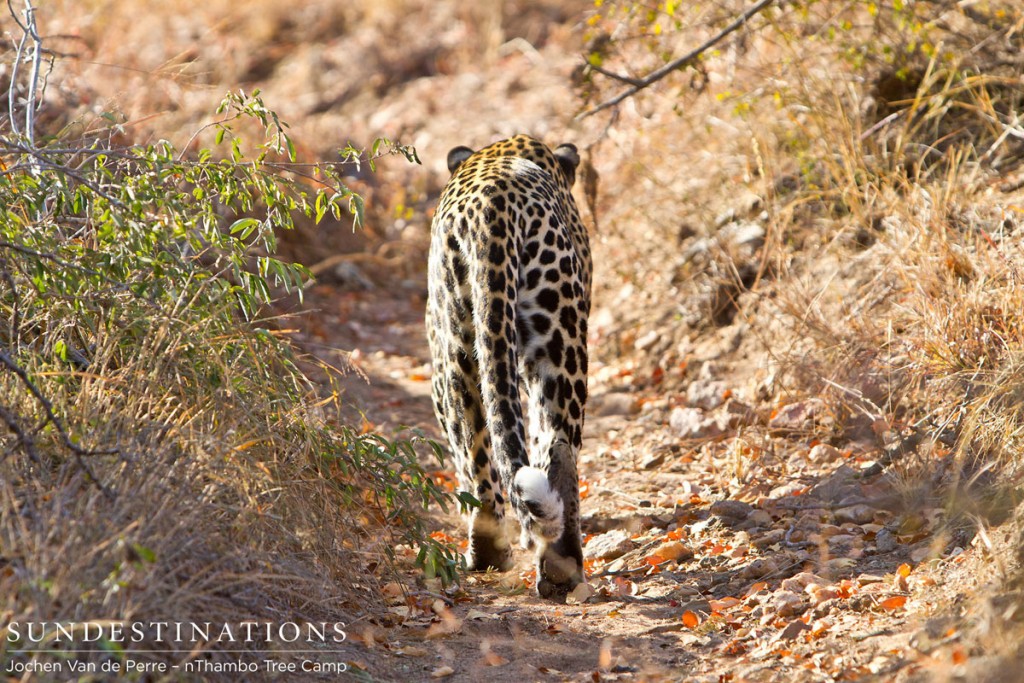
772;590;806;617
752;528;787;550
640;451;667;469
909;542;934;563
592;392;640;417
711;499;754;521
827;534;859;547
687;379;729;410
856;573;886;586
669;407;729;439
746;510;773;528
775;618;811;641
331;261;374;290
769;399;827;432
634;329;660;351
806;584;841;605
780;572;828;592
567;582;596;604
825;557;858;572
834;504;875;525
719;221;766;250
874;528;899;553
815;524;844;539
808;444;843;462
738;557;777;581
725;399;758;427
768;481;806;499
584;529;635;561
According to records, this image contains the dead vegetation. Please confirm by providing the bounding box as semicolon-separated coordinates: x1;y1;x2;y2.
4;0;1024;679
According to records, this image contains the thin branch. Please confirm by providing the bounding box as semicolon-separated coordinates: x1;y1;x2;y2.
587;64;645;88
0;349;116;498
7;0;27;139
23;0;43;146
577;0;777;120
0;402;41;466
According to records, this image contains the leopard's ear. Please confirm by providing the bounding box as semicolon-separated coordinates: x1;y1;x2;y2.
447;146;475;173
553;143;580;186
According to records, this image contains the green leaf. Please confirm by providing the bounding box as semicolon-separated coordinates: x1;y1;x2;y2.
228;217;260;239
130;543;157;563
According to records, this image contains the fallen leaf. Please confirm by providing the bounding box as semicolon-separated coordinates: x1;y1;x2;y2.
382;580;404;594
709;597;741;613
775;619;811;641
897;562;913;578
682;610;701;628
568;582;596;604
654;541;693;562
878;595;908;611
745;581;769;596
431;666;455;678
951;646;968;665
466;609;499;621
396;646;429;657
810;618;833;637
612;576;637;596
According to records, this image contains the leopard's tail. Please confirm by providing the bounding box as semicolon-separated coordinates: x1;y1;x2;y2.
466;228;565;545
512;465;564;543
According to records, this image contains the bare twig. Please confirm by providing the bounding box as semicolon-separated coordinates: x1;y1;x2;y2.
0;402;40;466
577;0;777;120
587;64;645;88
0;349;116;498
7;0;46;147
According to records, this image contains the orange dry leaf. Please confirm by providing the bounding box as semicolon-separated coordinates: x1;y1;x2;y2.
483;652;508;667
409;372;430;381
897;562;913;578
682;610;700;628
645;554;668;566
612;576;636;596
579;478;591;499
666;528;686;541
745;581;769;596
709;597;741;613
878;595;908;611
951;646;968;665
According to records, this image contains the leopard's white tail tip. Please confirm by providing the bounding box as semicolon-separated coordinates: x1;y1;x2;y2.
514;466;564;541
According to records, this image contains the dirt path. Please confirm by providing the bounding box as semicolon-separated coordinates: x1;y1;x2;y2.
289;274;999;683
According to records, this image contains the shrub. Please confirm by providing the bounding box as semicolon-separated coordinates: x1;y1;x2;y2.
0;81;456;669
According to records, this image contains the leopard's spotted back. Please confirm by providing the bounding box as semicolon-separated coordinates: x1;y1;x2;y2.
426;135;591;598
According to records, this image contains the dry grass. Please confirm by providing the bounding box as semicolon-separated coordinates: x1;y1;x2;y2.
581;0;1024;672
6;0;1024;675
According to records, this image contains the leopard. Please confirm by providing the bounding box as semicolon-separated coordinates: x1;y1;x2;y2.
426;134;592;599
